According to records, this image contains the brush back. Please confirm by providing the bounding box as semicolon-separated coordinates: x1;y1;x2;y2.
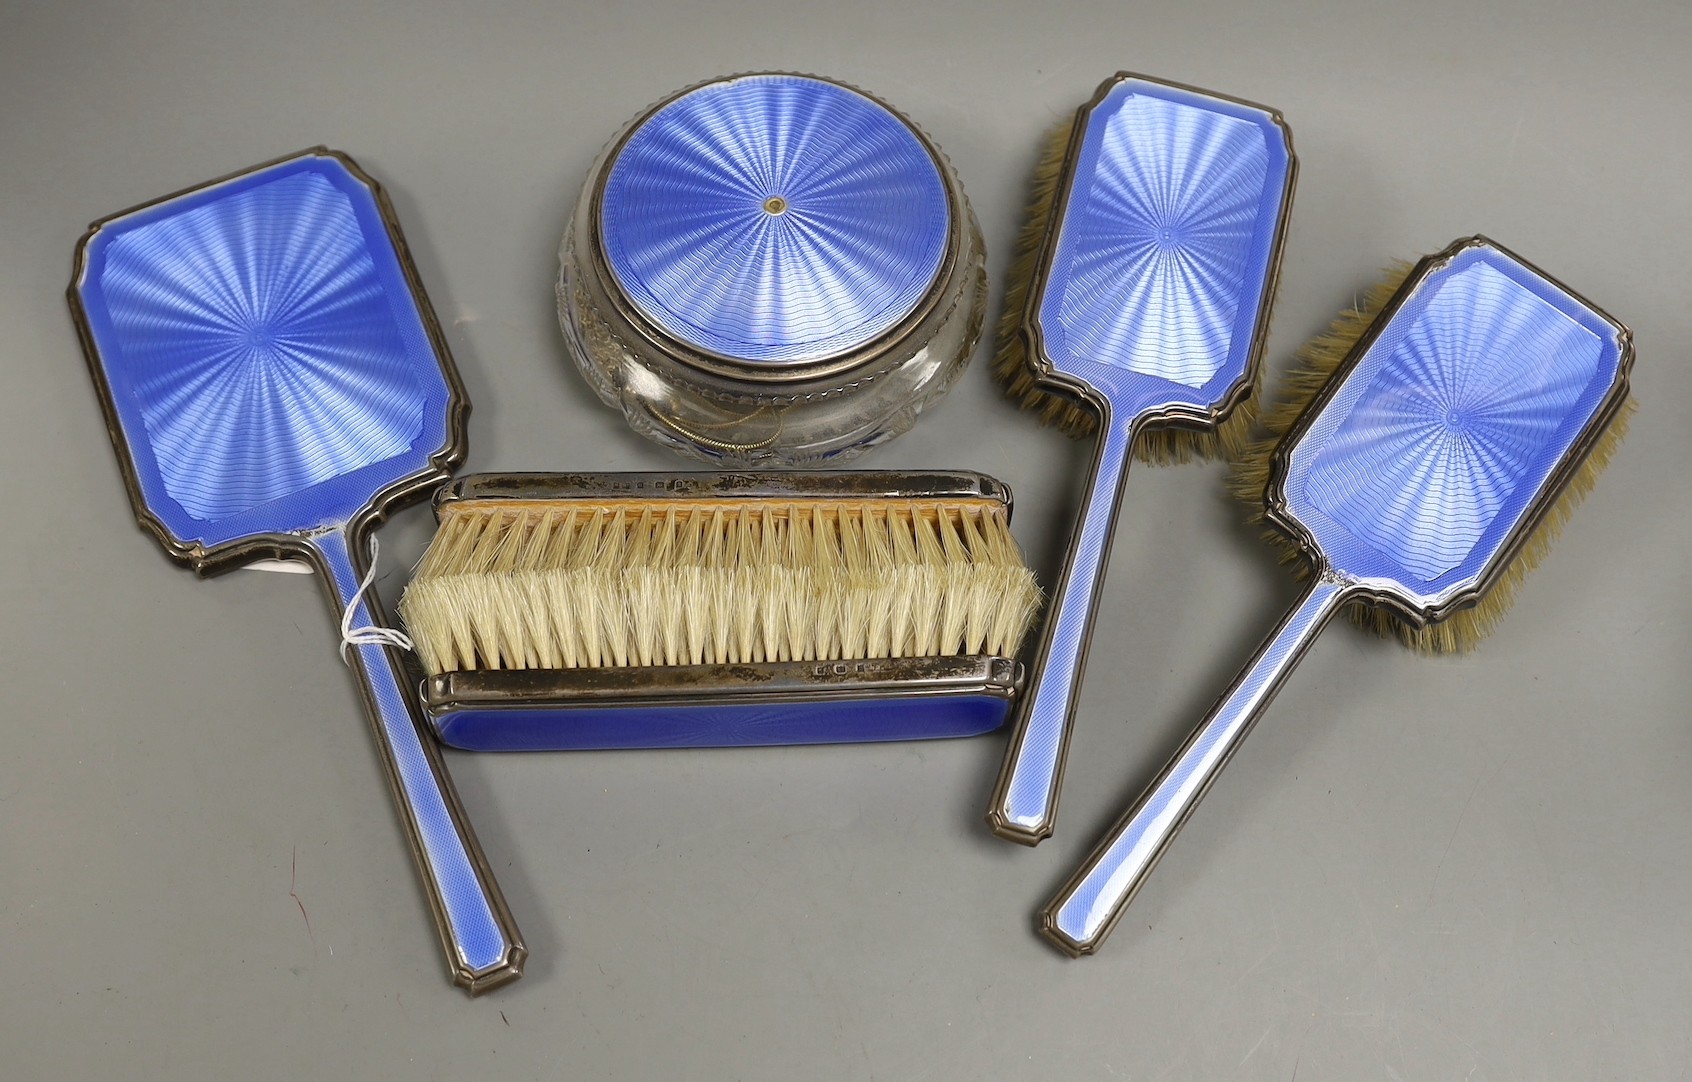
1270;237;1632;622
1029;75;1293;423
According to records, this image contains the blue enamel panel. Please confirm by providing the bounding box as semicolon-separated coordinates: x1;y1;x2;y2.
74;154;453;549
1037;79;1291;416
1283;242;1627;605
599;73;950;365
432;694;1012;751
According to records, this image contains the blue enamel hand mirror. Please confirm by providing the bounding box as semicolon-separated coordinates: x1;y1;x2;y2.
69;149;524;993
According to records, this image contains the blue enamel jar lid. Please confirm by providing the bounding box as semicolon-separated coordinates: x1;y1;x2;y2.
597;73;952;367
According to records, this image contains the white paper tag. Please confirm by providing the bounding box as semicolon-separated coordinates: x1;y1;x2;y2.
242;558;315;575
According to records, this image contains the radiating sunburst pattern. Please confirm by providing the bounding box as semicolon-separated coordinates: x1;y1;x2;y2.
599;74;950;364
1303;260;1606;581
97;171;425;522
1044;92;1272;388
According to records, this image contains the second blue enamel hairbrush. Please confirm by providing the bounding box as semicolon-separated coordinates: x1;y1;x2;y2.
987;74;1298;844
1042;237;1634;955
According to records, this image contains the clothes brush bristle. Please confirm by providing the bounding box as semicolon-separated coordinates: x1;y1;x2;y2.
398;499;1043;675
991;114;1263;465
1228;265;1634;654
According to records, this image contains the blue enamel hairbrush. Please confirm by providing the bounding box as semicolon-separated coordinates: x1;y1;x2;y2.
1042;236;1634;956
987;74;1298;844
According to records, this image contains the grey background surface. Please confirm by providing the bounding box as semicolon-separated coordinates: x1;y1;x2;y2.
3;1;1689;1078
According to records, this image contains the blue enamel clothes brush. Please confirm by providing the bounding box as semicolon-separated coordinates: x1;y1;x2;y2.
1041;237;1634;955
69;149;524;993
987;74;1297;844
396;471;1043;750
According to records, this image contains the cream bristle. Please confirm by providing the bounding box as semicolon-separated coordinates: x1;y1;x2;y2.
862;508;895;657
514;511;558;669
731;508;758;664
488;509;536;669
552;510;590;666
908;510;944;657
536;508;578;668
808;507;840;662
954;510;988;655
598;509;630;667
993;113;1267;464
885;508;918;658
835;508;869;660
1229;265;1635;655
934;509;970;655
401;499;1045;675
622;509;657;667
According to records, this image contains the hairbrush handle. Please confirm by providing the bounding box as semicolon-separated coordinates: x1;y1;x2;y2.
310;527;526;994
1040;574;1349;955
988;417;1135;844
